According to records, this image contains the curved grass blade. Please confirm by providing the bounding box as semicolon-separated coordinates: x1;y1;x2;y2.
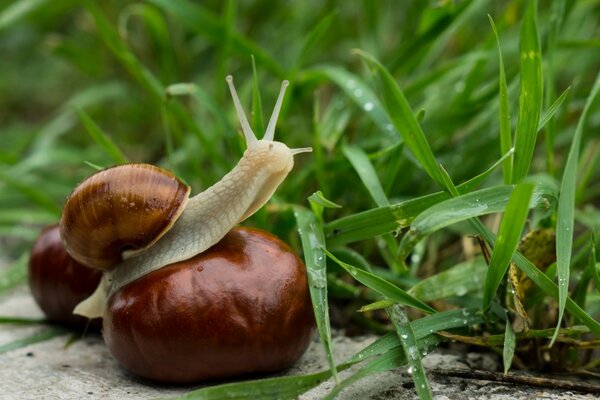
477;225;600;337
553;72;600;345
0;326;69;354
355;50;445;187
293;206;338;383
399;183;555;261
342;144;389;207
0;0;49;30
388;305;432;399
325;148;515;246
309;66;395;137
482;183;534;310
76;109;128;164
170;369;333;400
0;317;47;325
538;86;570;133
511;0;543;183
488;15;512;184
324;249;435;314
408;258;487;302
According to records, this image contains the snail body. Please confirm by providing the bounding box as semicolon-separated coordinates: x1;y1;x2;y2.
59;76;311;318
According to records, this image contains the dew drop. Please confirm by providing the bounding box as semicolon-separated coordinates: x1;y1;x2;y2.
363;102;374;111
354;88;363;97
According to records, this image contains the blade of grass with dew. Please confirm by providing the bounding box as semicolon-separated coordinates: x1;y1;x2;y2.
293;206;338;383
0;254;28;296
553;71;600;345
398;183;554;261
307;66;396;137
355;50;445;187
503;318;516;374
489;15;512;184
476;224;600;337
146;0;282;76
324;249;435;314
483;183;534;310
325;308;486;400
0;326;69;354
408;258;487;302
76;109;128;164
511;0;543;183
388;304;433;399
325;147;515;246
251;55;264;135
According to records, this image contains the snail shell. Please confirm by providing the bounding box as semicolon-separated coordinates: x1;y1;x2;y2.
59;164;190;270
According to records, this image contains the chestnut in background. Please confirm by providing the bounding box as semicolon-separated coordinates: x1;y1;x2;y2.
28;224;102;329
103;227;315;383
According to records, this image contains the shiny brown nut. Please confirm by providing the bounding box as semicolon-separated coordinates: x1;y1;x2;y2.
28;224;103;329
103;227;315;383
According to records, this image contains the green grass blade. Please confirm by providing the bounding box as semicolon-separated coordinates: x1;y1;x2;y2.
0;0;49;30
476;226;600;337
171;370;332;400
553;72;600;345
295;10;337;69
342;144;389;207
0;326;69;354
146;0;282;76
324;249;436;314
511;0;543;183
251;56;264;136
388;305;433;400
399;183;555;261
309;66;395;136
83;0;163;100
538;86;570;133
589;235;600;290
0;254;28;296
482;183;534;310
293;207;338;383
0;317;47;325
488;15;512;185
355;50;445;187
76;109;128;164
408;258;487;302
503;319;516;374
0;172;62;216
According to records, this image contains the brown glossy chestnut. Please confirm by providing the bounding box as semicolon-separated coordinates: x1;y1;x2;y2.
28;224;102;329
103;227;314;383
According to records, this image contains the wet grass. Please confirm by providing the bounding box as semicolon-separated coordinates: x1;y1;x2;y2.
1;1;600;398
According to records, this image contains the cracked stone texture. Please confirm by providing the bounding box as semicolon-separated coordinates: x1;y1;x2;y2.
0;286;598;400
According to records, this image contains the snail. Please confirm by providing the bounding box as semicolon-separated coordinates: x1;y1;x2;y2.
60;76;312;319
56;76;315;382
28;224;102;329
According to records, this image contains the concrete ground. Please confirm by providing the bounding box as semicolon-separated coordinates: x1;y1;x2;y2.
0;287;598;400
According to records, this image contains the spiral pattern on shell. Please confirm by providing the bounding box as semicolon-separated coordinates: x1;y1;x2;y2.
59;163;190;270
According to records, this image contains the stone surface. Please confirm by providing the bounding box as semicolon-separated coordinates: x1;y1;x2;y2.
0;287;598;399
